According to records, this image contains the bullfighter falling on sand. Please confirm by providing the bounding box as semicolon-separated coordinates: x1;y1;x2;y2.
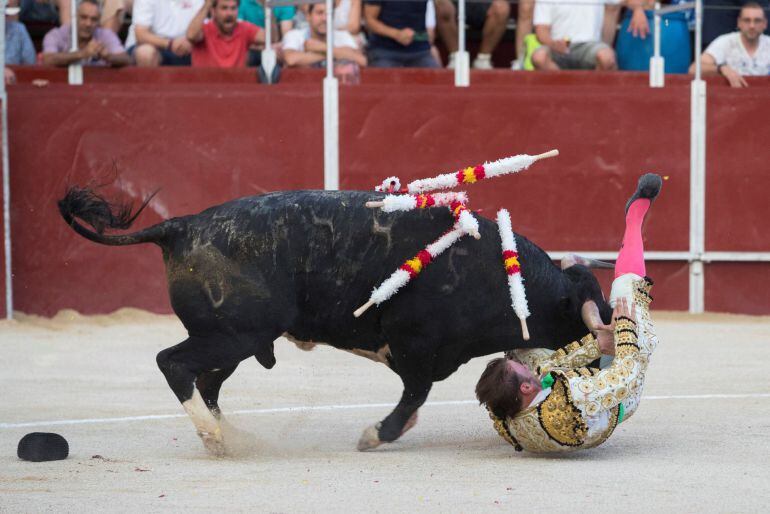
476;173;662;452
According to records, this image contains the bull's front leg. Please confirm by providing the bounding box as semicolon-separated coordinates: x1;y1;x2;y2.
357;349;434;451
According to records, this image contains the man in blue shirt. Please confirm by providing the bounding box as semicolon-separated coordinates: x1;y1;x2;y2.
363;0;438;67
6;0;37;65
238;0;294;37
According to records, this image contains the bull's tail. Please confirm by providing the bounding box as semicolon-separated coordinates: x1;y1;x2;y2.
57;185;167;247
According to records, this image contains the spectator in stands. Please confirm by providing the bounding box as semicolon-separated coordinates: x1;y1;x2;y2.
20;0;71;27
363;0;437;67
703;0;769;50
435;0;509;69
126;0;203;66
100;0;130;34
624;0;652;40
334;0;361;35
426;0;441;65
6;0;37;65
691;2;770;87
187;0;267;67
530;0;620;71
282;1;366;70
512;0;534;69
41;0;130;66
19;0;126;32
239;0;294;38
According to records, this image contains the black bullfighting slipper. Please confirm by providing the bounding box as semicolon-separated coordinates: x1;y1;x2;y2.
625;173;663;214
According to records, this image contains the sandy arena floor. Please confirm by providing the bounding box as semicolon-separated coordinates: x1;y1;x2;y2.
1;309;769;512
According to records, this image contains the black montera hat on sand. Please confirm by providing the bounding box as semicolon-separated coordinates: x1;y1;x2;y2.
17;432;69;462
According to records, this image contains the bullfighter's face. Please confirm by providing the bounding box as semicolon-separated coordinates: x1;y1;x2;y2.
505;357;542;400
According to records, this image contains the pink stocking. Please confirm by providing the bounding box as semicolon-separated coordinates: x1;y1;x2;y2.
615;199;650;278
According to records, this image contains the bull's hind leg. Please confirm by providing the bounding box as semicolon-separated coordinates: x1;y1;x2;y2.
156;335;261;457
357;347;434;451
196;365;238;419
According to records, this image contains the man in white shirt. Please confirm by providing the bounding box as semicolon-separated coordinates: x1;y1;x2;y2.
282;2;366;68
126;0;205;66
691;2;770;87
531;0;620;71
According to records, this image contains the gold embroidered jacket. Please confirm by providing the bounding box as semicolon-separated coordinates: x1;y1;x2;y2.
491;275;658;453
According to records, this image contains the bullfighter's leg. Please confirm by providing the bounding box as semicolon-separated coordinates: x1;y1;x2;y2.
609;173;662;303
156;334;264;457
357;347;434;451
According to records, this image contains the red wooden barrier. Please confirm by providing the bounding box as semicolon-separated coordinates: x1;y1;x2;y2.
4;68;770;315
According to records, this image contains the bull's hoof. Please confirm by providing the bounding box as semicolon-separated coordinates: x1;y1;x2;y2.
357;423;383;451
199;430;227;458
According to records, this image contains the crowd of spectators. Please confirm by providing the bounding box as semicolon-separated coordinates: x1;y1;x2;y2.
4;0;770;86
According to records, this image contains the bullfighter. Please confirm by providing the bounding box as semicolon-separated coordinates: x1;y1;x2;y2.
476;173;662;452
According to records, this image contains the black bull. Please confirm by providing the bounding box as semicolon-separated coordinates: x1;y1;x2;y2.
58;188;612;454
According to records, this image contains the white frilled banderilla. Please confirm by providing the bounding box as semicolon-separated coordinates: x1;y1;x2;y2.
354;150;558;339
497;208;531;339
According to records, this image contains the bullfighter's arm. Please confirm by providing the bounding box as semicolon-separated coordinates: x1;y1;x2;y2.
566;285;657;422
538;334;603;373
510;335;602;377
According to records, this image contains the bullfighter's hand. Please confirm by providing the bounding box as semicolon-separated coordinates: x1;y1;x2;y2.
613;296;636;323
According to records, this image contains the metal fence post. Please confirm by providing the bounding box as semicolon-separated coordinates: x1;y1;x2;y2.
68;0;83;85
323;0;340;189
1;0;13;318
689;0;706;313
454;0;470;86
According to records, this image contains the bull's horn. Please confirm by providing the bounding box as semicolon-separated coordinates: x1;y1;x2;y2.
561;253;615;270
580;300;604;331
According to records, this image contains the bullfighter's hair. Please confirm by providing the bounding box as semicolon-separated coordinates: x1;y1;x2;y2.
475;357;525;420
